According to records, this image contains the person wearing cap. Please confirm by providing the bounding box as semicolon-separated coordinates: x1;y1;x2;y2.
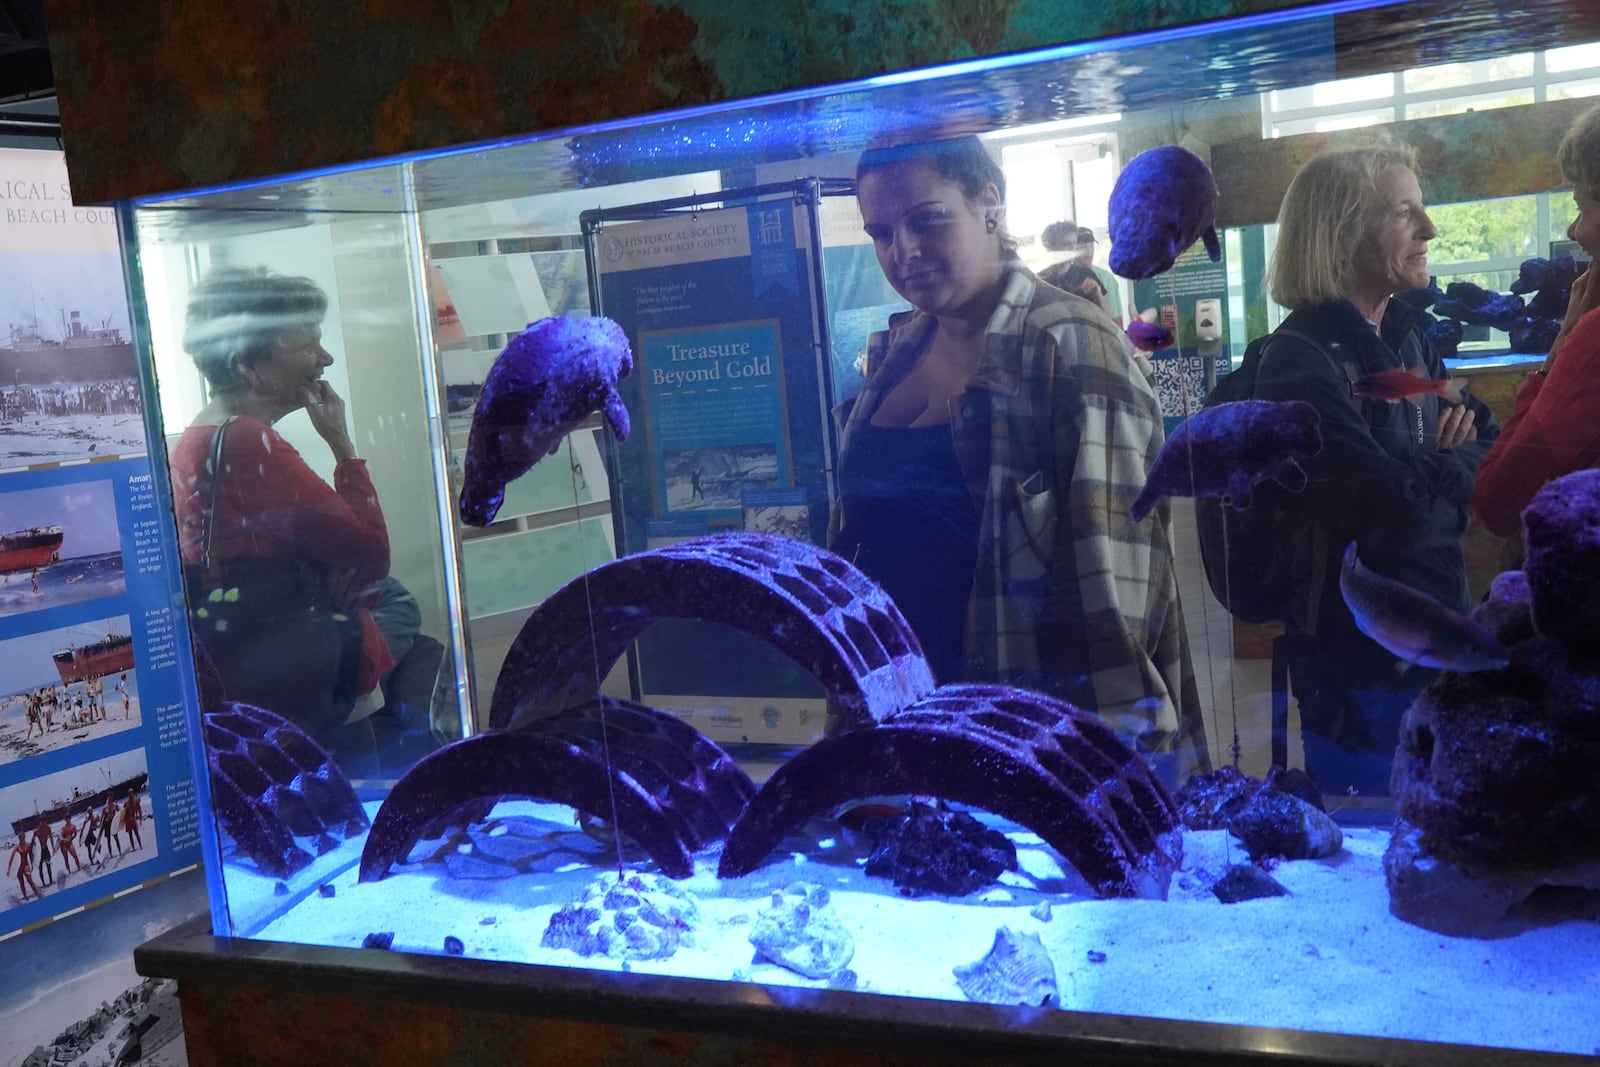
1073;226;1124;327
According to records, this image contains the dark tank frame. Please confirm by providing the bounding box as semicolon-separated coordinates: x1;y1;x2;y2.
136;915;1588;1067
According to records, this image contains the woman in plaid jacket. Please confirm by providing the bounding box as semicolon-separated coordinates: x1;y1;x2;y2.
830;135;1208;781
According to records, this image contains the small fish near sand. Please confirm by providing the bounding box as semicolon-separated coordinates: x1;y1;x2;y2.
1129;399;1322;523
1126;319;1175;353
1338;542;1510;672
459;316;634;526
1350;366;1465;404
1108;145;1221;280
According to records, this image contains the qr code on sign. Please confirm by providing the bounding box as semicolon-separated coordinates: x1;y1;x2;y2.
1150;354;1210;418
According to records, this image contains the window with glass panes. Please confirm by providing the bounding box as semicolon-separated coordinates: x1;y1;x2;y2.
1258;44;1600;352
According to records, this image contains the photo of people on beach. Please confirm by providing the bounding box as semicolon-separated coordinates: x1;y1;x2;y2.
1;749;153;913
0;479;125;620
0;614;140;767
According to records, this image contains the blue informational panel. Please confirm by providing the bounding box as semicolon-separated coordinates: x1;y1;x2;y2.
0;148;201;950
0;460;201;930
592;196;833;746
1130;243;1233;433
815;192;910;408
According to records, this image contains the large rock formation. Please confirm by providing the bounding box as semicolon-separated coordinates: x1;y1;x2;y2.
1385;470;1600;937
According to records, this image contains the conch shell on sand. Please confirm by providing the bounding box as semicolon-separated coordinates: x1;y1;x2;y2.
952;926;1059;1006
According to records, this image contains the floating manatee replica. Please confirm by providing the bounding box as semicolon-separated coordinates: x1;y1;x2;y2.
1129;399;1322;523
459;316;633;526
1108;144;1221;280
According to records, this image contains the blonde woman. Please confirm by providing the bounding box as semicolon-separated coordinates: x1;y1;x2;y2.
1255;143;1498;799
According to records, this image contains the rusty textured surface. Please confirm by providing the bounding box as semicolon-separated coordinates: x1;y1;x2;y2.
45;0;1329;203
1214;97;1599;229
174;981;1093;1066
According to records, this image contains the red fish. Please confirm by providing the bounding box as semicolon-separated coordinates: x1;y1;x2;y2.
1351;366;1464;404
1126;320;1175;353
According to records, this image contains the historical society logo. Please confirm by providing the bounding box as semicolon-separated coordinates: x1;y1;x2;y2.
602;233;625;264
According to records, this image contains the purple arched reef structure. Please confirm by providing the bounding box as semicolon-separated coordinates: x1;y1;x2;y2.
488;532;937;733
367;532;1181;898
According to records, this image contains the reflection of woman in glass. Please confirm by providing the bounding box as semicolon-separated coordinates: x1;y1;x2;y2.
829;136;1207;778
169;268;393;759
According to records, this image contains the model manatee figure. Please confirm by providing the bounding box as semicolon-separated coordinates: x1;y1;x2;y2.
1108;144;1221;279
1129;399;1322;523
459;316;634;526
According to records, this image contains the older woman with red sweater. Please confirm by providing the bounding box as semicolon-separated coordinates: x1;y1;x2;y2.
169;268;393;761
1473;104;1600;537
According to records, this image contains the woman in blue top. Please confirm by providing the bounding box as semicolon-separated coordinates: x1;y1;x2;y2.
1256;143;1498;801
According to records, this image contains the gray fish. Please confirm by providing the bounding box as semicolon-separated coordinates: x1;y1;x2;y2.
1338;542;1510;672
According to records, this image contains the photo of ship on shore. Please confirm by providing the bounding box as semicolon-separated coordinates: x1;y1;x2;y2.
0;869;204;1067
0;480;126;620
3;311;136;386
0;615;141;767
0;523;62;573
0;750;156;913
52;630;134;685
7;771;147;840
0;260;147;469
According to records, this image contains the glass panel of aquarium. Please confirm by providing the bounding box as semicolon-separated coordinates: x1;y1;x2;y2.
122;0;1600;1058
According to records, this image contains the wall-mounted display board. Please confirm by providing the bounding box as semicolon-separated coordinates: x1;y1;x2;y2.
585;181;838;746
0;146;205;1066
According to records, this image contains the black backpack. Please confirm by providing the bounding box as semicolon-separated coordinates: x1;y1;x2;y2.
1193;329;1341;629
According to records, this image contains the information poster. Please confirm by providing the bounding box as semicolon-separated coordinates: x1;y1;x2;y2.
1131;241;1232;432
817;193;910;407
592;198;833;745
0;148;202;1065
639;319;791;518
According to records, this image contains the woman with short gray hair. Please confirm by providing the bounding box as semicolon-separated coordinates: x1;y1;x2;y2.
181;267;329;392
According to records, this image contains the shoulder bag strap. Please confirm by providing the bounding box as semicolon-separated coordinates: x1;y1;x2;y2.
1269;327;1362;392
198;417;235;578
1257;327;1351;638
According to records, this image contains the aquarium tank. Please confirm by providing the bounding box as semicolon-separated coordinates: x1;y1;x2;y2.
119;0;1600;1059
